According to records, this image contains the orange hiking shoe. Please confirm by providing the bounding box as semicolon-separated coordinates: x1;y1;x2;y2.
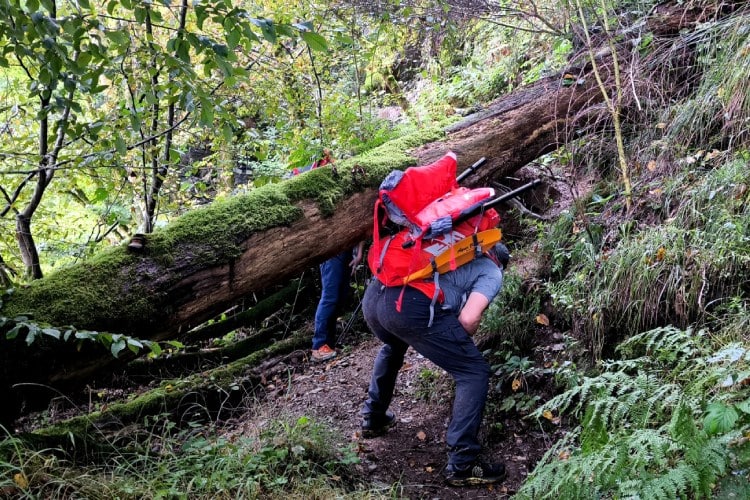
311;344;337;362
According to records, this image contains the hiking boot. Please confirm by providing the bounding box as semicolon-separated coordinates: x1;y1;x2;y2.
444;460;506;486
361;410;396;438
311;344;337;362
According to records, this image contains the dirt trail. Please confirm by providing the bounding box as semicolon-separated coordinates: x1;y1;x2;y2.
223;329;567;499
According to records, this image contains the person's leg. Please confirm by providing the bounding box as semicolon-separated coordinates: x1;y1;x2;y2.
378;287;490;469
361;280;409;420
329;251;354;346
313;252;349;350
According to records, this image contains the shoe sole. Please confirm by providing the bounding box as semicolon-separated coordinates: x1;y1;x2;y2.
361;421;395;438
311;352;337;362
445;473;506;487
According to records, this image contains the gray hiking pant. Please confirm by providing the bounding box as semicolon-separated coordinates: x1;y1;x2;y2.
360;279;491;468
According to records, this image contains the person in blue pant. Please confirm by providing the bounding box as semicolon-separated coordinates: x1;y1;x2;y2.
311;242;365;362
360;243;510;486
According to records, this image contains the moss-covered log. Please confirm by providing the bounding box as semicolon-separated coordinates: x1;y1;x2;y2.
1;80;601;341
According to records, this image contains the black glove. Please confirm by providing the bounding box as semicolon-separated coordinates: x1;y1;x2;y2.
490;243;510;269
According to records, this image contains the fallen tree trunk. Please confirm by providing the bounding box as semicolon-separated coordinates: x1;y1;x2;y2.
14;333;310;456
2;78;602;342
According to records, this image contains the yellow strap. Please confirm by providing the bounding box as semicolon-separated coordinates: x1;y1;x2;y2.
402;228;502;284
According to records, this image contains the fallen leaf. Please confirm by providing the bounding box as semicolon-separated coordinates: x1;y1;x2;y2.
655;246;666;262
558;449;571;460
416;430;427;441
13;473;28;489
647;160;657;171
536;314;549;326
512;378;522;392
425;466;434;473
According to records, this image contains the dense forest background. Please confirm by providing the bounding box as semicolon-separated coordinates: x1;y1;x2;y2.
2;0;750;498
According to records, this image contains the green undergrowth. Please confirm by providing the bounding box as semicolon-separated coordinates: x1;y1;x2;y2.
543;156;750;358
517;323;750;499
1;414;375;499
30;333;308;443
481;270;543;352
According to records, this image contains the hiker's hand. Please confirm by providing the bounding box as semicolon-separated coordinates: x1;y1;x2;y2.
349;241;365;275
458;292;490;335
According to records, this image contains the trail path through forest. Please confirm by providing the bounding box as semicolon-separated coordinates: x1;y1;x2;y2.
221;326;569;499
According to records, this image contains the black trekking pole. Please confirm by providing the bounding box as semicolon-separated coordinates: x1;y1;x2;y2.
337;298;363;346
456;157;487;183
453;178;543;226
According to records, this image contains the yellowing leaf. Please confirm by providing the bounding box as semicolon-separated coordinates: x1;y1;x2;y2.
536;314;550;326
165;384;174;392
14;472;28;489
655;246;666;262
558;449;571;460
512;378;522;392
542;410;554;421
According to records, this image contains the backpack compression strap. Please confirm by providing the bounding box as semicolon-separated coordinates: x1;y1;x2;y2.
401;228;502;284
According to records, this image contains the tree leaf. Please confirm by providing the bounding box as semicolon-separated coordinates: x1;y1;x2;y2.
292;21;313;32
42;327;61;340
115;135;127;155
735;398;750;415
250;18;276;43
301;31;328;53
6;323;24;340
111;339;127;358
704;402;739;435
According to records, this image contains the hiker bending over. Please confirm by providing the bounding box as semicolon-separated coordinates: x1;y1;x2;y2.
360;243;510;486
311;241;365;362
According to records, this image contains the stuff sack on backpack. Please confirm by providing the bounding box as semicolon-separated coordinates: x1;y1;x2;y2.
376;152;495;240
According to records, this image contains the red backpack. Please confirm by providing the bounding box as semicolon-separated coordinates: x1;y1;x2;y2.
369;152;501;323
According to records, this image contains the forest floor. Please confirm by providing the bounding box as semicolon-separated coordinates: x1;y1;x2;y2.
216;313;572;499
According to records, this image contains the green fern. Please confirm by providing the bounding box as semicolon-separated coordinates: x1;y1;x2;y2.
518;326;750;500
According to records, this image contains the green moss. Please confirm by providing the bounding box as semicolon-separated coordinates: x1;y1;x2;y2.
1;246;158;327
